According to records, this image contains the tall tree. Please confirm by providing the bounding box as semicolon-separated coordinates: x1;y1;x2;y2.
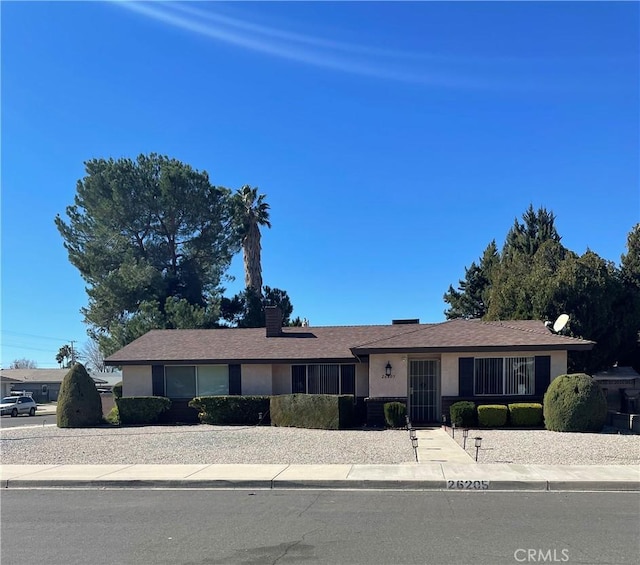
503;204;561;258
220;285;294;328
619;224;640;371
56;345;74;368
9;358;37;369
444;206;639;372
55;154;239;354
444;241;498;319
232;185;271;295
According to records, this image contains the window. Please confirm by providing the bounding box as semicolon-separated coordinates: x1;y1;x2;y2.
291;364;356;396
474;357;534;396
165;365;229;398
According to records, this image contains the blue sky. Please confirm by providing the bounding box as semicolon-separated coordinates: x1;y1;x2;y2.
1;1;638;368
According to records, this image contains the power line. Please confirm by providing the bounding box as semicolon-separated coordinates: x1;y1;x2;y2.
0;330;77;342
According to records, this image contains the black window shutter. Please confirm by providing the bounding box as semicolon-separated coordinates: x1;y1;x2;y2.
459;357;475;397
292;365;307;394
152;365;165;396
535;356;551;396
229;364;242;395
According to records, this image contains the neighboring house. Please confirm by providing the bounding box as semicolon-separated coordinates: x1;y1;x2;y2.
105;307;594;425
0;369;118;403
0;375;22;399
593;366;640;413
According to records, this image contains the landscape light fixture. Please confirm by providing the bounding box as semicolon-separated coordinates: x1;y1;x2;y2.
411;435;419;461
385;362;392;377
452;422;456;439
474;437;483;462
462;428;469;449
410;428;417;440
442;414;447;429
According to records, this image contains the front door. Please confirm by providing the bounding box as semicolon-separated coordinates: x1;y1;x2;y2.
409;359;440;423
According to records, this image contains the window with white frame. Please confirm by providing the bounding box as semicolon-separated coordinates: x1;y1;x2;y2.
474;357;534;395
291;364;356;396
165;365;229;398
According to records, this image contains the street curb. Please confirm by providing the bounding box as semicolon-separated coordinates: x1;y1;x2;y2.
3;478;639;491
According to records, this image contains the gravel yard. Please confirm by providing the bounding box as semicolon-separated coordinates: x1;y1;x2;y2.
0;425;415;465
451;427;640;466
1;423;638;466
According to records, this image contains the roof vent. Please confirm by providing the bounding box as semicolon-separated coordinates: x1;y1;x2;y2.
392;319;420;325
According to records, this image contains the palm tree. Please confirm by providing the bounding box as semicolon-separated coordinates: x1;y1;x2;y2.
233;185;271;296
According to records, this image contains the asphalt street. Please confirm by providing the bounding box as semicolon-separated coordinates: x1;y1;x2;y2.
1;490;638;565
0;414;54;429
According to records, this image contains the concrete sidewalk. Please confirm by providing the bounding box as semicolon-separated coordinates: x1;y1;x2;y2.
2;425;637;492
2;463;638;491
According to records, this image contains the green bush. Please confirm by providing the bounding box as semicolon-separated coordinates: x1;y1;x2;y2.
112;381;123;399
105;406;119;425
57;363;103;428
116;397;171;425
508;403;543;427
544;373;607;432
450;401;476;427
384;402;407;428
477;404;508;427
189;396;271;425
270;394;354;429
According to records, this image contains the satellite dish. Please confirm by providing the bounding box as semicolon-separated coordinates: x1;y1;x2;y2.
553;314;569;333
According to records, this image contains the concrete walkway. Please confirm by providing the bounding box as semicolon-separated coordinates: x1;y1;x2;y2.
2;425;638;492
415;427;474;464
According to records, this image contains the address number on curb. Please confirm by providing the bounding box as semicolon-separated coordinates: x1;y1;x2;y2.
447;480;490;490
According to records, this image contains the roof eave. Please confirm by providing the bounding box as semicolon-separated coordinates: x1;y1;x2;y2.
351;343;595;355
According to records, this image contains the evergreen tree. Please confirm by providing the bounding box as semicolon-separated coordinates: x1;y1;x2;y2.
55;154;238;353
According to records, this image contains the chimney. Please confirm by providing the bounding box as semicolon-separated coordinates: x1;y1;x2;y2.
265;305;283;337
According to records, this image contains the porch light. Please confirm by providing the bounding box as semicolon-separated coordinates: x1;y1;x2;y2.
474;437;483;462
385;362;392;377
462;428;469;449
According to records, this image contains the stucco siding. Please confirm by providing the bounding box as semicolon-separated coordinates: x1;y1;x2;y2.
368;354;407;398
356;363;369;397
241;364;273;395
123;365;152;397
272;364;291;395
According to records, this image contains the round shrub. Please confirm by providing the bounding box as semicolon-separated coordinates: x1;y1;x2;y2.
449;401;476;427
543;373;607;432
57;363;103;428
383;402;407;428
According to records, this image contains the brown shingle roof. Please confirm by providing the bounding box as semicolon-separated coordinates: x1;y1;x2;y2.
105;319;594;365
0;369;112;384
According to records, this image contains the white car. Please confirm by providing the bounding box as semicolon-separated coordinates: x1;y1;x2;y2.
0;395;37;417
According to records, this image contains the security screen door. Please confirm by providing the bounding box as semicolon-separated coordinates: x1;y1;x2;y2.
409;359;440;422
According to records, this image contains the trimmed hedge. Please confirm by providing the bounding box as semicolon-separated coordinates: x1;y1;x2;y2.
508;403;543;427
477;404;508;427
450;401;476;427
189;396;271;425
270;394;354;429
116;396;171;425
544;373;607;432
112;381;123;399
384;402;407;428
57;363;103;428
